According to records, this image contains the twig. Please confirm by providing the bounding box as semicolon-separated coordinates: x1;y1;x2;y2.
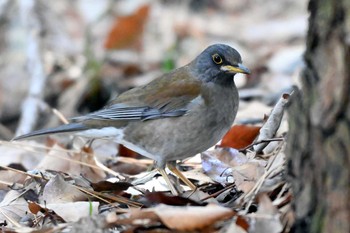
241;144;285;215
77;187;142;208
200;183;236;201
52;108;69;124
239;137;284;152
0;165;43;179
74;186;112;205
2;141;126;179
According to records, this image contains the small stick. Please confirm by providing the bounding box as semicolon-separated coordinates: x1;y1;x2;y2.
239;137;284;152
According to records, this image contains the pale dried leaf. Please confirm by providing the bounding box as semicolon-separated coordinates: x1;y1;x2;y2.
248;194;283;233
254;94;290;153
201;151;232;184
36;144;105;182
106;207;159;226
0;190;29;227
202;149;265;191
70;150;106;182
232;162;265;193
46;201;99;222
215;148;248;167
0;170;26;190
181;168;213;185
35;144;72;172
0;141;43;169
41;174;88;204
153;204;235;231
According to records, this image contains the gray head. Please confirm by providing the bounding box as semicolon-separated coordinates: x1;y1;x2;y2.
190;44;250;85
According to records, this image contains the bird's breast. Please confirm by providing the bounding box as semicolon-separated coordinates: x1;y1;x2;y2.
198;84;238;131
122;84;239;164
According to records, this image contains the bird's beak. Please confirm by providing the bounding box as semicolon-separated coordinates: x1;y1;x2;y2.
221;63;251;74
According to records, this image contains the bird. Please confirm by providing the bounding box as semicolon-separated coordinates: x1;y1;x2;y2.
14;44;250;195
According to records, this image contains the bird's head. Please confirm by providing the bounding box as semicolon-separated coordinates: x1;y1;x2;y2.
190;44;250;85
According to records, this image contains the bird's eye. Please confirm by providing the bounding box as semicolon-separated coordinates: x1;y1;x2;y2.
212;54;223;64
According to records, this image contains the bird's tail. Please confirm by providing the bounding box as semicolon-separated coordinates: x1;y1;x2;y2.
13;123;88;140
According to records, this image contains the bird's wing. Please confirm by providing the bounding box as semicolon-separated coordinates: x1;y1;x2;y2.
73;68;202;122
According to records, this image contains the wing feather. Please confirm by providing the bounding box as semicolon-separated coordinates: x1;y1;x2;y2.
73;67;202;123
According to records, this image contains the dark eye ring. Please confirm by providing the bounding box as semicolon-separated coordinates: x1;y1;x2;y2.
212;54;223;64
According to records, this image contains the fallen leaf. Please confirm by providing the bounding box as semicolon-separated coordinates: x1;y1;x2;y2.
106;208;159;226
201;149;265;193
201;150;232;184
0;141;43;171
153;203;235;231
232;162;265;193
221;125;261;149
215;148;248;167
36;144;106;183
0;169;26;190
248;194;283;233
46;202;99;222
118;144;139;158
28;201;65;224
0;190;29;227
28;201;42;215
91;180;132;193
254;93;290;153
201;148;248;184
144;192;203;206
104;5;150;50
41;174;88;203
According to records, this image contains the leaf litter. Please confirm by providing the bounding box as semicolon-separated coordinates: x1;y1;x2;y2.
0;91;292;232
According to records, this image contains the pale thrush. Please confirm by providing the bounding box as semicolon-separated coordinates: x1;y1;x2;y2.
14;44;250;195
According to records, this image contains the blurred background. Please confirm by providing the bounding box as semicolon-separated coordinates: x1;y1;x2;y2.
0;0;307;140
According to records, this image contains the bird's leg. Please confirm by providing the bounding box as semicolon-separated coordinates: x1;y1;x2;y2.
157;167;179;196
167;162;196;190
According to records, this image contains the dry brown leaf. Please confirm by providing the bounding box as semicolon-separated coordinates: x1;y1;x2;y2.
153;203;235;231
104;5;150;50
106;208;160;226
145;192;203;206
106;204;236;231
91;180;132;193
118;144;139;158
232;162;265;193
75;146;107;182
221;125;261;149
28;201;42;215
